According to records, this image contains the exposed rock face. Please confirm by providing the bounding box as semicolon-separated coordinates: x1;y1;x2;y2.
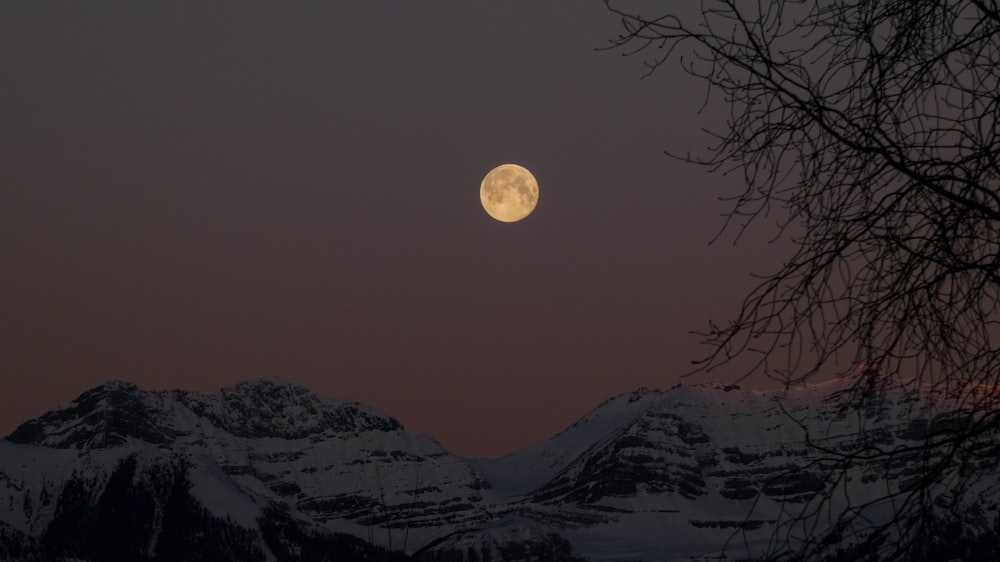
8;381;172;449
8;378;403;448
2;375;999;561
4;378;490;551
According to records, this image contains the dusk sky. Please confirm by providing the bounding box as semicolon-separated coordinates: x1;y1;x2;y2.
2;2;792;458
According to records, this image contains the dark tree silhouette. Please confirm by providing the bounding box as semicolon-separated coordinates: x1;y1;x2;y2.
604;0;1000;559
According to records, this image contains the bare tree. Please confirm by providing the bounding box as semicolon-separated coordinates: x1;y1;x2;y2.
604;0;1000;559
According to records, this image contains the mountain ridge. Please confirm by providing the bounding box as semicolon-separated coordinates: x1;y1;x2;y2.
3;373;999;561
8;377;408;449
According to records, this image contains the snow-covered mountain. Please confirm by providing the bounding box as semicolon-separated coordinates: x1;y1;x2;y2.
2;374;998;561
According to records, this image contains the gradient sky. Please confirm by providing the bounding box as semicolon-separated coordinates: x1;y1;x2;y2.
1;2;790;458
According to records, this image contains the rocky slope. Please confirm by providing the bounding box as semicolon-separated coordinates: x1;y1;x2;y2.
2;374;999;561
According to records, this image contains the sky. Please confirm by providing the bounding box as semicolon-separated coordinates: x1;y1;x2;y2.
1;2;789;458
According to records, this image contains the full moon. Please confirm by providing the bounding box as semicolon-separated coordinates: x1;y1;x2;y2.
480;164;539;223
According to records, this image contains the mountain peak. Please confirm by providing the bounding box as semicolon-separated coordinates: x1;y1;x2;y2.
224;376;307;392
7;379;167;449
96;379;140;392
626;386;654;403
6;378;403;449
218;377;313;405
